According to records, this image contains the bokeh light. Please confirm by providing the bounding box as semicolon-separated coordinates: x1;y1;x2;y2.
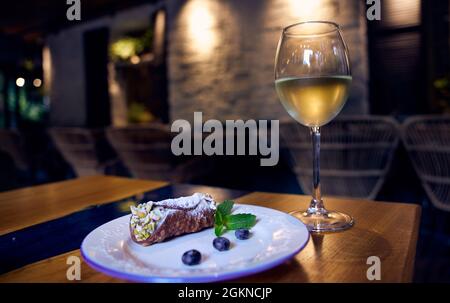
16;77;25;87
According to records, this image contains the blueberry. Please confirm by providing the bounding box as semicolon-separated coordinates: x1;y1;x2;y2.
213;237;231;251
235;229;250;240
182;249;201;265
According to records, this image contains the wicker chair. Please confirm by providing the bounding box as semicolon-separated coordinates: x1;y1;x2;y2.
280;116;400;199
0;129;29;172
106;124;210;182
402;115;450;212
49;128;117;176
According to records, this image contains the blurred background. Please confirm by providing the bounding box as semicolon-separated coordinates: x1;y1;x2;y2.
0;0;449;281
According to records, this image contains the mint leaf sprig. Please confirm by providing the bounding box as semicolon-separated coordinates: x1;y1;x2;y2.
214;200;256;236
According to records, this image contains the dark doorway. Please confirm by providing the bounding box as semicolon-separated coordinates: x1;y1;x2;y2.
84;27;111;127
367;0;426;116
422;0;450;113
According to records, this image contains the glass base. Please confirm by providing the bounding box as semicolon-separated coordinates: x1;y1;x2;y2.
290;209;354;233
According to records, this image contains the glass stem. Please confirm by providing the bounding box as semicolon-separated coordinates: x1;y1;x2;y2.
308;126;326;215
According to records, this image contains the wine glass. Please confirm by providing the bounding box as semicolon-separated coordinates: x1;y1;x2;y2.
274;21;354;232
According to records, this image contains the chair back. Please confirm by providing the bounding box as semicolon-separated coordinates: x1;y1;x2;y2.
281;116;399;199
402;115;450;211
106;124;174;180
0;129;28;171
49;128;113;176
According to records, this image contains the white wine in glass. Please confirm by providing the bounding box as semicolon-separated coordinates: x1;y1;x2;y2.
274;21;354;232
275;75;352;127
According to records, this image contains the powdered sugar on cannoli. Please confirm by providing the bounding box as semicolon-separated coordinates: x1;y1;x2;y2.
154;193;216;210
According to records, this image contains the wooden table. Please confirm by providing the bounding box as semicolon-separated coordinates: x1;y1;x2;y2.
0;176;421;283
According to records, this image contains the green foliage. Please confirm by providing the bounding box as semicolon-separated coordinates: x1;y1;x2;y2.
214;200;257;236
109;28;154;62
127;102;155;124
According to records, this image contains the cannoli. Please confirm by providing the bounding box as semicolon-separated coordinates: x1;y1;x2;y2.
130;193;216;246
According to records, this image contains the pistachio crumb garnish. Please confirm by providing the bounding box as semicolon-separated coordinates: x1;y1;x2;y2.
130;202;165;241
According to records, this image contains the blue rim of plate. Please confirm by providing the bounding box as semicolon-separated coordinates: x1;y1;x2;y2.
80;207;310;283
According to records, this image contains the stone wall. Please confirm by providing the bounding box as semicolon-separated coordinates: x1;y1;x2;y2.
167;0;369;122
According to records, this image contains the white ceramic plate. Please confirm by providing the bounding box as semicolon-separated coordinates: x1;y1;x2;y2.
81;204;309;282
